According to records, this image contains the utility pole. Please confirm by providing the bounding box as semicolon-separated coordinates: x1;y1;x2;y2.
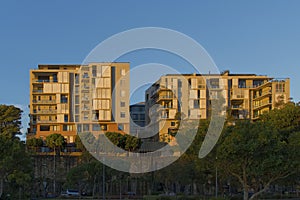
215;156;218;198
103;159;105;200
53;145;56;196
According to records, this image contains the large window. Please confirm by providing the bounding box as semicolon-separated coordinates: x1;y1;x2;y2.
276;83;285;92
238;79;246;88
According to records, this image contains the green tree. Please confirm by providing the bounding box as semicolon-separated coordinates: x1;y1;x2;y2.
0;105;33;199
0;105;22;139
46;133;66;153
26;137;43;153
105;132;141;152
217;119;300;200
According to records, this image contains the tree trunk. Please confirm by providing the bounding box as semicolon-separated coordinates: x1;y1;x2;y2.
242;165;249;200
92;176;96;197
249;185;270;200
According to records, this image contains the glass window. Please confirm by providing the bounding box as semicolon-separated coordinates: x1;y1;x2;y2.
83;124;89;131
92;65;97;77
238;79;246;88
92;124;100;131
120;112;126;118
120;101;126;107
77;124;82;132
61;95;68;103
118;124;124;131
121;69;126;76
64;114;68;122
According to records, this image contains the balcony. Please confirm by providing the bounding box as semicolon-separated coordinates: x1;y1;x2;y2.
253;101;272;109
35;110;57;114
253;90;272;100
37;120;56;123
231;105;243;109
32;100;56;104
32;90;43;93
32;79;58;83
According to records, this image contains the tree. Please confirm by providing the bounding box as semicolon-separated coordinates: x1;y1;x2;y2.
105;132;141;152
217;119;300;200
0;105;32;199
0;105;22;139
26;137;43;152
46;133;66;153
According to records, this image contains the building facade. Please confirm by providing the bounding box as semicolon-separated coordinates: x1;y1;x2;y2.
145;71;290;142
129;102;146;134
28;63;130;143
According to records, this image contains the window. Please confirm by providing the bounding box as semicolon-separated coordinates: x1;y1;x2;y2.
75;115;79;122
121;69;126;76
140;115;145;121
75;74;79;84
51;125;59;131
77;124;82;132
40;125;50;131
118;124;124;131
75;96;79;104
75;86;79;94
120;90;125;97
120;79;125;86
83;124;89;131
238;79;246;88
131;114;138;120
209;78;219;88
120;101;126;107
64;114;68;122
61;95;68;103
75;105;79;114
120;112;126;118
63;125;73;131
82;72;89;78
194;100;200;108
171;122;176;126
92;124;101;131
92;65;97;77
276;83;285;92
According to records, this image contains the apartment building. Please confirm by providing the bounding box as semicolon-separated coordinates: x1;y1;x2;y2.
28;63;130;143
145;70;290;142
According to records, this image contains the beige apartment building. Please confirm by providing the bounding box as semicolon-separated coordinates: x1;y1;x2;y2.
28;63;130;143
145;71;290;142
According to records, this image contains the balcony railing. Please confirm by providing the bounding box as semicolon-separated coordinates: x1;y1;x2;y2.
32;100;56;104
32;90;43;93
32;79;58;83
35;110;57;114
253;101;272;109
37;120;56;123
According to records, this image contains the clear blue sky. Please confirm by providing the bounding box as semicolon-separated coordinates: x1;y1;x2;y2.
0;0;299;135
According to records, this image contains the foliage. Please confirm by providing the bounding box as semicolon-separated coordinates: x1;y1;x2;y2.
217;104;300;200
0;105;33;199
26;137;43;147
0;105;22;139
105;132;141;152
45;133;66;152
